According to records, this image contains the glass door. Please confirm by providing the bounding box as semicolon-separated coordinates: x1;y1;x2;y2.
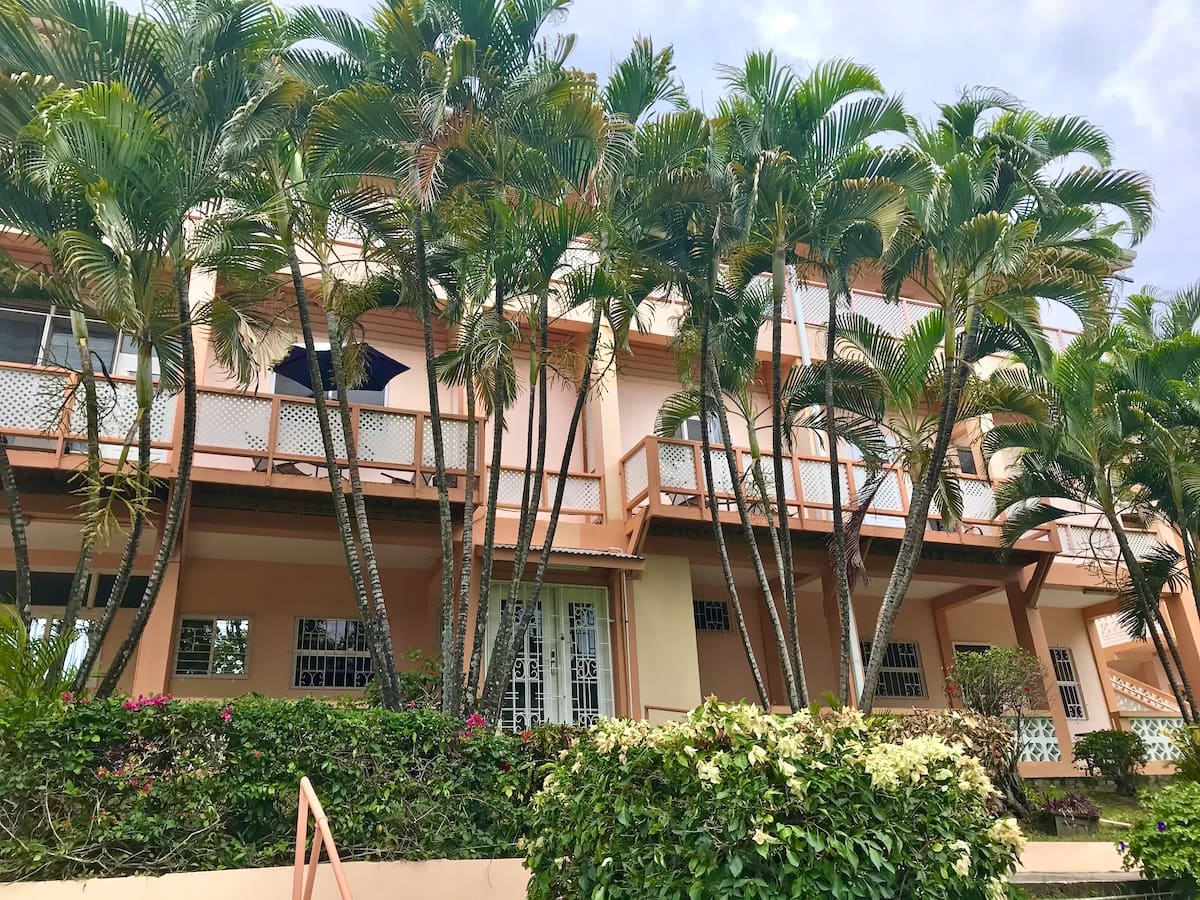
489;583;613;730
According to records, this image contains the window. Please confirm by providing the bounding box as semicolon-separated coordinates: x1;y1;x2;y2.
28;617;92;671
953;643;992;656
0;304;121;371
274;371;386;406
675;415;720;444
1050;647;1086;720
956;447;978;475
861;640;926;698
174;618;250;677
293;618;373;689
693;599;731;632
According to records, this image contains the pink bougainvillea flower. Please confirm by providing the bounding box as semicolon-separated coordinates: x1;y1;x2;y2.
220;706;233;722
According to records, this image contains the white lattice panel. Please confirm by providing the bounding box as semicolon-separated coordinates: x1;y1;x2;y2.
742;453;796;501
424;418;469;470
657;442;697;489
961;480;996;520
0;367;66;432
1058;524;1117;558
706;449;736;493
548;474;602;512
1095;613;1139;648
794;283;830;325
798;459;848;505
852;291;907;336
495;468;528;506
1008;716;1062;763
72;382;175;443
623;445;648;502
358;409;416;465
277;399;344;459
1126;530;1158;558
854;466;904;511
1127;716;1183;762
195;392;271;451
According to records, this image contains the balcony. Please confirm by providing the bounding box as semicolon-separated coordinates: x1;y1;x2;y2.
0;362;605;518
1057;522;1158;560
619;436;1057;552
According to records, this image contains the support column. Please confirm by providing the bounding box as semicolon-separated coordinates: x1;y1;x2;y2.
820;567;863;704
129;555;184;697
1006;578;1073;765
1164;593;1200;691
1082;602;1124;729
932;603;960;708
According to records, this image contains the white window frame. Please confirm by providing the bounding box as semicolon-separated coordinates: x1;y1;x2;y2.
1050;646;1087;720
675;414;720;445
0;303;123;371
291;617;374;690
861;640;927;699
172;615;252;679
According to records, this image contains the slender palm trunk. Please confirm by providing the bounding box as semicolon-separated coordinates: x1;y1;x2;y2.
480;306;604;718
282;242;397;709
72;412;150;693
699;306;770;709
707;356;805;709
823;275;855;703
412;209;459;714
97;269;198;696
860;302;979;712
0;431;31;627
448;371;478;715
323;307;401;705
769;245;801;679
466;279;509;703
1105;505;1198;723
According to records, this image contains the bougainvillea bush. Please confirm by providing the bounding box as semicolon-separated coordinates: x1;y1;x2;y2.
525;700;1026;899
1122;780;1200;889
0;694;573;881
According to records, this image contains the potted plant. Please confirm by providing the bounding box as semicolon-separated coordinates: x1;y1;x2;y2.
1044;792;1102;837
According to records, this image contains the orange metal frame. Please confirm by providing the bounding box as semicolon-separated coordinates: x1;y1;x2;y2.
293;776;353;900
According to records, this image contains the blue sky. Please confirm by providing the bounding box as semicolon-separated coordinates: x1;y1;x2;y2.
324;0;1200;293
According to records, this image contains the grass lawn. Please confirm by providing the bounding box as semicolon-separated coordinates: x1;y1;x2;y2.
1025;784;1157;843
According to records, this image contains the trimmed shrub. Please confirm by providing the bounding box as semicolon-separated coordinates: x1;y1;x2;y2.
0;694;572;881
525;700;1025;899
1073;729;1148;795
1169;725;1200;783
1122;780;1200;889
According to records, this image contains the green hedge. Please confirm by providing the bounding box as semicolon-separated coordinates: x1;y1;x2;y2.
0;695;570;881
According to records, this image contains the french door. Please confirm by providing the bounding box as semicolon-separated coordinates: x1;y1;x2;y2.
488;583;614;730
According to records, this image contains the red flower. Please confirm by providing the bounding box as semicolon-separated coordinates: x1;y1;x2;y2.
520;729;533;743
60;691;74;703
219;706;233;723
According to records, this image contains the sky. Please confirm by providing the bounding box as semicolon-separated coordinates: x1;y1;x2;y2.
324;0;1200;295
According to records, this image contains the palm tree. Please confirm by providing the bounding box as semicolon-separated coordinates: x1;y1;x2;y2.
858;92;1155;712
0;0;281;694
989;328;1199;722
719;54;920;701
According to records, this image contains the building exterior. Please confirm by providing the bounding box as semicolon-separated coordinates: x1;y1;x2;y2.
0;242;1194;776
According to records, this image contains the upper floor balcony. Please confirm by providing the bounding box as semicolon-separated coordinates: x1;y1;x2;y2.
0;362;606;519
619;435;1058;554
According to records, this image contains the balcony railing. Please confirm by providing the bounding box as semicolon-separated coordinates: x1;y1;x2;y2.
619;436;1054;549
0;362;608;518
1058;522;1158;560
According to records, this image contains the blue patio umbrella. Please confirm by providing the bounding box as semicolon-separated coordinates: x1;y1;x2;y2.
273;343;409;396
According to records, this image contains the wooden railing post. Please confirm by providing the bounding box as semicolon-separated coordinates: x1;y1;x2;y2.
293;776;353;900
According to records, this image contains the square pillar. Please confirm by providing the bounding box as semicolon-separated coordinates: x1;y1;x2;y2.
1006;583;1074;763
1164;593;1200;690
588;325;626;523
129;555;184;697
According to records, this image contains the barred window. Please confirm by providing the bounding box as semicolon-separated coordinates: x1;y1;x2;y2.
293;618;373;689
693;600;731;632
1050;647;1086;720
174;618;249;677
861;640;926;698
953;643;992;656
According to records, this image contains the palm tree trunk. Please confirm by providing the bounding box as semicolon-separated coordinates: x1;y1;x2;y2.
412;208;459;714
823;275;855;704
323;308;402;706
860;303;980;712
707;355;805;710
467;277;510;703
480;305;603;718
769;244;801;682
448;370;478;715
277;241;397;709
0;430;31;628
699;306;770;709
72;411;151;694
97;269;198;697
1105;505;1198;723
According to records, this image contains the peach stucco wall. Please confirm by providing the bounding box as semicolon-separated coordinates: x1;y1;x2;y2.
167;558;438;699
853;592;947;710
631;554;702;717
